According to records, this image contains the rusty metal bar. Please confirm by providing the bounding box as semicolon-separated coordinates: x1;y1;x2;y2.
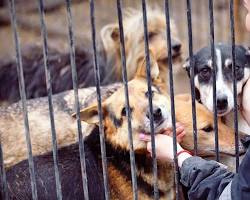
164;1;181;199
208;0;220;162
8;0;38;199
230;0;240;172
141;0;159;199
116;1;138;199
89;0;110;199
65;0;89;199
0;141;8;200
186;0;198;155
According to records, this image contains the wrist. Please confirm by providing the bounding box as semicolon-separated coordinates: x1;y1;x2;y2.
177;150;192;167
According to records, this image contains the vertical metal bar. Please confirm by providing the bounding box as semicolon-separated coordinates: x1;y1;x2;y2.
186;0;198;155
8;0;38;199
89;0;110;199
164;1;180;199
0;141;8;200
37;0;62;199
141;1;159;199
9;0;37;200
230;0;239;172
65;0;89;199
116;1;138;200
208;0;219;162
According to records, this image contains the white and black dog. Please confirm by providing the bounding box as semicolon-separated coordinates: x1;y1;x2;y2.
184;43;250;134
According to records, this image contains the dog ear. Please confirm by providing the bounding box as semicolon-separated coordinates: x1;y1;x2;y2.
136;50;160;80
101;23;120;53
72;104;106;124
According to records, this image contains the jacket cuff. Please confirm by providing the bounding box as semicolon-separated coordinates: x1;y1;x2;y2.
180;156;220;187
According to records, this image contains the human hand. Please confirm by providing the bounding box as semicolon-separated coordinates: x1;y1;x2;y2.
159;122;186;143
139;134;184;161
139;123;188;162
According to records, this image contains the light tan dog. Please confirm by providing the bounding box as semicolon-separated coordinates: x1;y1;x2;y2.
101;7;182;85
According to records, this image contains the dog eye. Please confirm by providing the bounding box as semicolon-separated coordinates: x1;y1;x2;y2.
235;65;241;71
145;90;155;98
200;67;211;74
202;125;214;133
199;67;211;78
121;107;133;117
228;64;241;71
148;31;157;40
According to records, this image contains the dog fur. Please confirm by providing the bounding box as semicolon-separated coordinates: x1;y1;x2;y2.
4;58;246;199
0;7;182;105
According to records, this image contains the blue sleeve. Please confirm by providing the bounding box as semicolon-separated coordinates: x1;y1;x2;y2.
180;156;234;200
231;147;250;200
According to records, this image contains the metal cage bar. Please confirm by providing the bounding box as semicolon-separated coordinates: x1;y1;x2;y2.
208;0;220;162
89;0;110;199
64;0;89;199
37;0;63;199
8;0;38;199
116;1;138;199
164;1;181;199
186;0;198;155
230;0;240;172
0;141;8;200
141;0;159;199
2;0;243;198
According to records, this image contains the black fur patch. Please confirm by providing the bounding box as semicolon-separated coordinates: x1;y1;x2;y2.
109;111;123;128
0;44;116;104
87;126;165;198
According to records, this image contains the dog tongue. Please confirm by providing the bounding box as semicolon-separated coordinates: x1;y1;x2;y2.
139;133;146;139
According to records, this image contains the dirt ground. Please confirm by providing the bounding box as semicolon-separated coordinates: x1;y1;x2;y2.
0;0;249;94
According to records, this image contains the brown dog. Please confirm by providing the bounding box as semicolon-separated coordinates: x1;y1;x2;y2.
1;54;246;200
73;62;246;199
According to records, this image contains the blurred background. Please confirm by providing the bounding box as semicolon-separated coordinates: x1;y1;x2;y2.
0;0;248;93
0;0;248;57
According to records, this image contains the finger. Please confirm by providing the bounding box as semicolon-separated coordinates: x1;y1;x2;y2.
139;133;151;142
162;127;172;133
177;131;186;143
176;126;185;135
162;129;172;136
176;122;185;130
176;122;182;128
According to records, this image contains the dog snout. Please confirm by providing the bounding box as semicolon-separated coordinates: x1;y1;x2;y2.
216;96;228;111
171;41;181;53
146;107;163;123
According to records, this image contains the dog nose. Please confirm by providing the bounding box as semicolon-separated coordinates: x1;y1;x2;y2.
146;107;163;123
171;43;181;53
217;97;228;111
